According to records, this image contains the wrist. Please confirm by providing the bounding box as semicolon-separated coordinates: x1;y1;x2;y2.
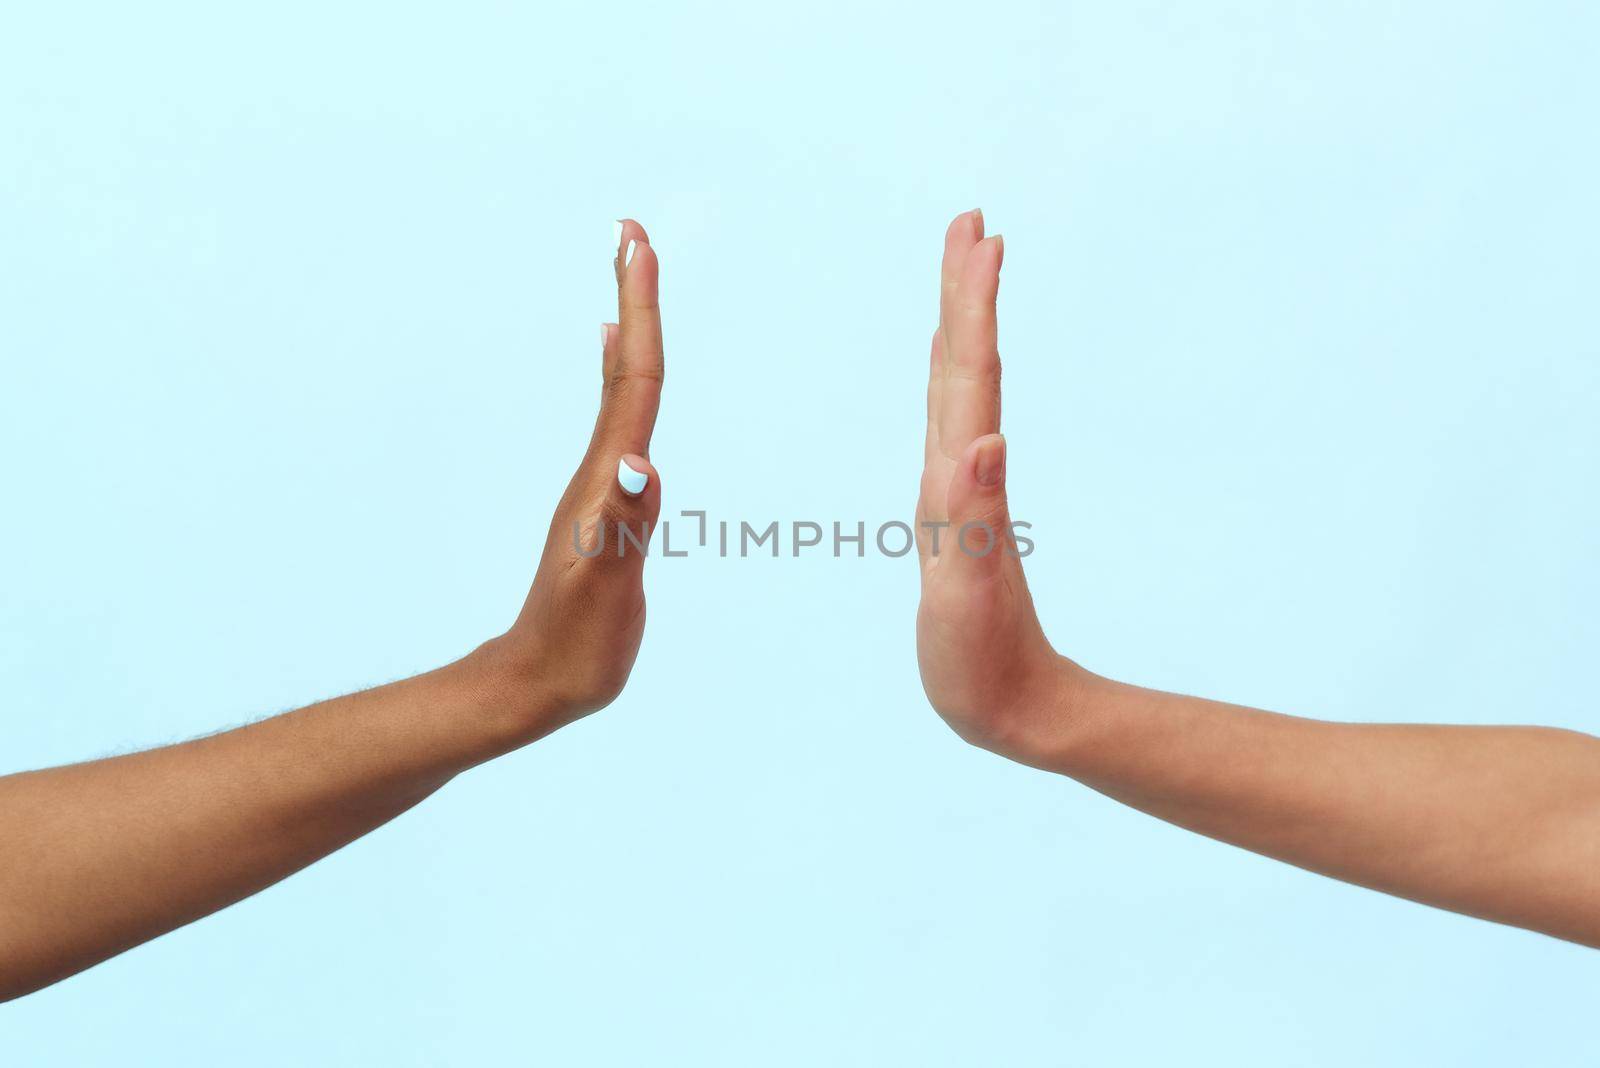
1020;662;1151;782
456;635;572;757
1001;655;1104;774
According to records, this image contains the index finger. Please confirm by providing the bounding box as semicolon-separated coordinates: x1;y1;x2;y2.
938;233;1003;457
597;218;664;456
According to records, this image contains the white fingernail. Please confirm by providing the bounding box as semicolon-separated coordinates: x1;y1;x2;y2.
617;457;647;496
600;323;609;348
624;239;637;267
612;220;623;250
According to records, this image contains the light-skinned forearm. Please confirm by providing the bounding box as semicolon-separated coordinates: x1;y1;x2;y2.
0;640;547;1003
1032;662;1600;946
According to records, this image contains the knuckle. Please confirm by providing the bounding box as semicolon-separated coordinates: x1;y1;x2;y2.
607;362;664;391
602;370;663;411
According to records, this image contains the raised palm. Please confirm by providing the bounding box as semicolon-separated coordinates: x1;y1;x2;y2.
914;211;1067;766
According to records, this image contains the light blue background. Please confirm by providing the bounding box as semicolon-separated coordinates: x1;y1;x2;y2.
3;1;1598;1063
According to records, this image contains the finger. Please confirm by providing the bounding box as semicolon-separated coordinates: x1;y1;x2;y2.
917;333;950;566
613;219;649;285
617;228;662;386
940;209;984;359
939;234;1003;458
924;329;944;463
595;219;663;457
921;211;982;565
939;433;1015;583
600;321;619;382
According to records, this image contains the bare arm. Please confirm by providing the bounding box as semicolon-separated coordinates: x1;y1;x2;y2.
0;220;668;1000
913;208;1600;947
1044;674;1600;944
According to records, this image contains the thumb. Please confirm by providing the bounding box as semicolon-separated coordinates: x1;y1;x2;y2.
595;452;662;568
940;434;1013;577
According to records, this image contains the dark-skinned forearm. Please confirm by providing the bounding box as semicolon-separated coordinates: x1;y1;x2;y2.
0;642;548;1002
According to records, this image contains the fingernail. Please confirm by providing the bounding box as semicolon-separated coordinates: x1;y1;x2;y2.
625;239;638;267
617;456;648;496
972;207;984;232
600;323;611;349
976;436;1006;487
612;220;623;251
